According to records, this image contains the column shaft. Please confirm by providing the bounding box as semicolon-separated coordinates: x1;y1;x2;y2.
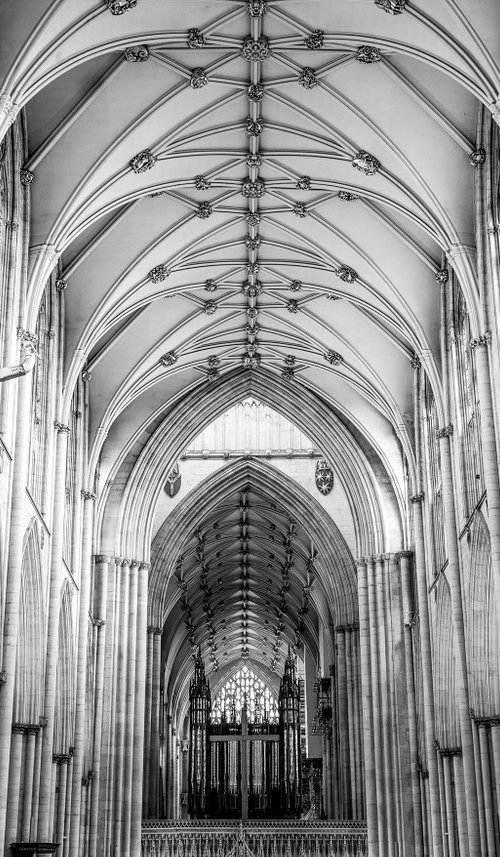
336;630;349;817
453;755;469;857
357;559;378;857
37;424;70;841
122;561;138;851
437;430;480;856
411;500;443;857
5;726;24;847
400;555;424;857
150;631;162;817
21;727;38;840
68;492;95;855
345;631;357;818
55;758;69;849
0;370;32;844
491;724;500;823
442;756;456;857
112;561;130;856
477;725;496;856
471;338;500;617
375;555;394;857
130;563;149;855
89;556;110;857
144;629;154;815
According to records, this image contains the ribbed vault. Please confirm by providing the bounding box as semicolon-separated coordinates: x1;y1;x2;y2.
2;1;495;563
151;457;356;719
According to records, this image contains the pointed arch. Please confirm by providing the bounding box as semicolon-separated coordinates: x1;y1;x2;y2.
433;576;460;749
467;511;500;716
14;521;45;725
53;580;76;754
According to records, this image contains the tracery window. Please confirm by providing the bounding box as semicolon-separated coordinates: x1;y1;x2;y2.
211;665;278;724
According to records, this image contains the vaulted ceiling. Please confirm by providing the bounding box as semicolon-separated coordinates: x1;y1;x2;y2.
3;0;499;685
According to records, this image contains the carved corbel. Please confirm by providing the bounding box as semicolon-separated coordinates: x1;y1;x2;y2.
0;330;38;383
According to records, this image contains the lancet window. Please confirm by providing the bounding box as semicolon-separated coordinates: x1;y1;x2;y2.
211;666;279;724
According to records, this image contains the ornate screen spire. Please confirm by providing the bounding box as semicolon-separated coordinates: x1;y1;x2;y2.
278;648;302;817
188;648;211;817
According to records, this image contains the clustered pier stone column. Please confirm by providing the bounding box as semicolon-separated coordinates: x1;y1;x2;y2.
356;552;421;857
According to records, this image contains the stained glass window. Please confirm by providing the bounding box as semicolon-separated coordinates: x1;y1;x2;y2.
211;665;278;724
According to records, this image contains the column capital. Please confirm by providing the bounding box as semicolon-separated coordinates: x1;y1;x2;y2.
435;424;453;439
26;724;40;735
139;561;151;571
470;331;492;349
81;490;96;501
53;753;71;764
398;549;413;559
336;623;358;632
440;746;462;756
94;554;111;564
114;556;126;566
381;552;391;561
130;559;141;567
92;618;106;628
12;723;27;734
409;492;424;503
355;557;367;567
54;421;70;434
147;625;162;635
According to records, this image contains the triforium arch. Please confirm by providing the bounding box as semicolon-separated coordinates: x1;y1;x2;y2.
1;3;500;857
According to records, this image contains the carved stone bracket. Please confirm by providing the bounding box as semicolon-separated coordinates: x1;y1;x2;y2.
469;148;486;167
435;424;454;439
124;45;149;62
356;46;381;63
470;331;492;349
106;0;137;13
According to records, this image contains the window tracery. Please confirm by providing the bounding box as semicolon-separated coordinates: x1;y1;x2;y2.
211;666;278;724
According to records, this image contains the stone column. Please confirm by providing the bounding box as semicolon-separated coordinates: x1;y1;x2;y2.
452;755;469;857
4;724;25;847
375;554;394;857
388;553;414;857
336;629;349;817
54;754;70;849
477;722;496;856
436;426;480;857
31;717;45;838
88;555;110;857
122;559;139;852
356;558;378;857
37;422;71;842
112;559;130;857
345;630;357;818
130;562;149;855
400;554;424;857
441;753;457;857
491;721;500;823
150;627;162;817
21;724;39;840
470;333;500;615
434;747;447;855
144;626;155;815
0;353;34;845
410;497;443;857
68;490;95;856
329;664;340;817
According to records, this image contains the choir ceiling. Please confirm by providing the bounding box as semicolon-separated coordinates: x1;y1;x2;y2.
4;1;499;531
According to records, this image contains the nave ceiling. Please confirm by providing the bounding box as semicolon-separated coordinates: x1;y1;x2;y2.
3;0;500;681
